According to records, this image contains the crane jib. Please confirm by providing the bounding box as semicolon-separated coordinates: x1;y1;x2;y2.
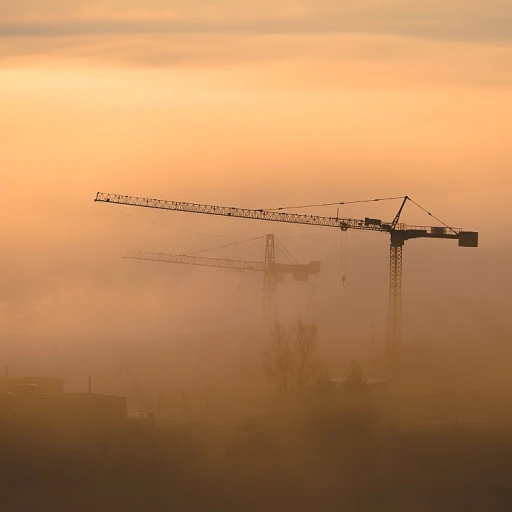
123;251;321;279
95;192;477;246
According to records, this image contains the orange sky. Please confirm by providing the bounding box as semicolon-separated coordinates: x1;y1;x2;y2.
1;1;511;353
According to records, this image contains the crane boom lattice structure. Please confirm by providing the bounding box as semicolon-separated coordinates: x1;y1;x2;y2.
124;250;266;272
96;192;478;371
95;193;469;238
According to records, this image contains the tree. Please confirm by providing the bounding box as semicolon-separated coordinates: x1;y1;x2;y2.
291;320;319;396
264;322;293;401
340;360;367;391
264;320;319;401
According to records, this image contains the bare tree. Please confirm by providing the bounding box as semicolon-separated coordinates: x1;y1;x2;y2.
264;321;319;401
264;322;293;401
341;360;367;391
291;320;319;396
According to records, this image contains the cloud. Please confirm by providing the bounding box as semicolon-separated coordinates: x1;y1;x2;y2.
1;15;511;43
2;31;512;91
1;4;511;88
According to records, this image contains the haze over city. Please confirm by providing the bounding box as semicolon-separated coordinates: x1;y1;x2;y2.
1;1;511;510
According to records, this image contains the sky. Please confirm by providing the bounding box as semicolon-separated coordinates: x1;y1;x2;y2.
1;1;511;376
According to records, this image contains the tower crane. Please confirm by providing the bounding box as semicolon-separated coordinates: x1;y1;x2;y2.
95;193;478;363
122;234;321;321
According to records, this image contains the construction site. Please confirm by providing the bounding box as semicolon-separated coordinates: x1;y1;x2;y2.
3;0;511;508
6;187;512;510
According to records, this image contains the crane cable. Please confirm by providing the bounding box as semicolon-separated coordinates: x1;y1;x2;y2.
274;242;292;263
261;196;406;211
103;205;248;239
274;237;299;264
279;230;333;239
183;235;266;256
264;195;457;235
106;193;456;240
407;197;458;235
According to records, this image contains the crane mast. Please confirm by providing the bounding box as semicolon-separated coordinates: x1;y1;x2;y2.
388;243;403;359
96;192;478;370
264;234;277;321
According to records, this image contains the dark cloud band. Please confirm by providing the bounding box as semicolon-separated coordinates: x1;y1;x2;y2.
1;16;511;43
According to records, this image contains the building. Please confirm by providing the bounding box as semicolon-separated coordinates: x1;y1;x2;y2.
0;377;130;447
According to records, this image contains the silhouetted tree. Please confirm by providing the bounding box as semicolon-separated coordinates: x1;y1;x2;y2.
264;320;319;401
291;320;319;396
264;322;293;401
340;360;367;391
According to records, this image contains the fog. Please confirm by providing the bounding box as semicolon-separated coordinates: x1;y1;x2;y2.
2;1;512;509
1;179;507;377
